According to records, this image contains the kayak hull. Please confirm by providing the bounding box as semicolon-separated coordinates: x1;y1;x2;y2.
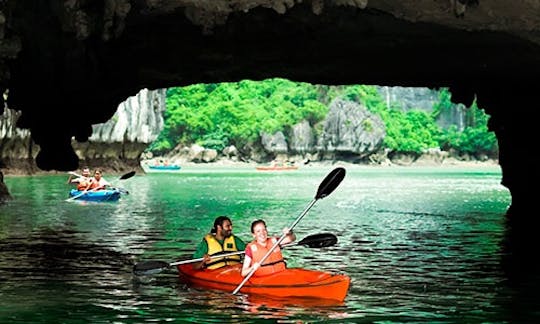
68;189;121;201
177;264;350;301
255;166;299;171
148;165;181;170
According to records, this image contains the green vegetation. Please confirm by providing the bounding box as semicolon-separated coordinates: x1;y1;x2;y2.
149;79;327;153
148;79;498;159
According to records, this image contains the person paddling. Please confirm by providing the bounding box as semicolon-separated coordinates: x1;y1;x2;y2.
83;169;111;191
241;219;296;277
193;216;247;270
67;167;92;191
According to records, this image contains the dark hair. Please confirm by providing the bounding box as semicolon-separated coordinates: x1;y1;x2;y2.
250;219;266;233
211;215;231;234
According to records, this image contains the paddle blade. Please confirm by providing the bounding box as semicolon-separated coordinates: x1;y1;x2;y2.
119;171;136;180
315;167;346;200
297;233;338;248
133;260;170;276
115;187;130;194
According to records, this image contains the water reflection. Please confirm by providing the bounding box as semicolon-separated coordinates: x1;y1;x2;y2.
168;286;350;322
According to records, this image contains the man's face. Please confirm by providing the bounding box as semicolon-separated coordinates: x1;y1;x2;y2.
219;220;233;238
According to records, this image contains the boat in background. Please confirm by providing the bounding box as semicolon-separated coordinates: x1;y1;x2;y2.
68;189;121;202
148;164;181;171
177;263;350;301
256;162;299;171
143;159;182;172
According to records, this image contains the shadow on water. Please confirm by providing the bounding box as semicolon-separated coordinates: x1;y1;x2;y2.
0;228;134;276
0;228;139;323
497;209;540;322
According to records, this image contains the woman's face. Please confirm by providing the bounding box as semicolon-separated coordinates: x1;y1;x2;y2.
252;223;268;243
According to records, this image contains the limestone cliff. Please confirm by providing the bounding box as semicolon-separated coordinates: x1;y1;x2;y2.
0;88;166;174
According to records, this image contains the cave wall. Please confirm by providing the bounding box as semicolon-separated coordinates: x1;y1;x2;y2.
0;88;165;174
0;1;538;215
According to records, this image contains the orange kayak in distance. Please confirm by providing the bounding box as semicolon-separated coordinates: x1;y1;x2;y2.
255;163;299;171
177;264;350;301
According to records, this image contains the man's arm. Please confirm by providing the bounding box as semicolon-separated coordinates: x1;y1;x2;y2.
192;239;209;270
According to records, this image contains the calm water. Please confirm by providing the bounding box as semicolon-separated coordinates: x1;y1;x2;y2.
1;165;537;323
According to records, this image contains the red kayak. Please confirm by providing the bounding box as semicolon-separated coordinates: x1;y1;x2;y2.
255;165;299;171
177;264;350;301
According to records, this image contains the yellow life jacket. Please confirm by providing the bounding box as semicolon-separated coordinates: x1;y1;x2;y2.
205;234;242;269
247;237;286;276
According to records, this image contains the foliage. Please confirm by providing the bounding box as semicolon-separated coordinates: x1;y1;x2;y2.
379;108;441;153
438;100;498;157
147;80;497;159
432;87;454;118
148;79;327;153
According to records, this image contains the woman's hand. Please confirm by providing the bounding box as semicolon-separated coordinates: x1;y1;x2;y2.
282;227;293;235
281;227;296;244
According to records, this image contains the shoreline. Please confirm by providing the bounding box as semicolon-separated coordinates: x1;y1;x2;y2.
1;157;501;177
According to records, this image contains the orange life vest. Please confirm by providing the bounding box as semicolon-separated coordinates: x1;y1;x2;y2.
76;182;88;191
76;177;90;191
89;178;106;190
247;237;286;276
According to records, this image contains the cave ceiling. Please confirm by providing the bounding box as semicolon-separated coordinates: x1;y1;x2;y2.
0;0;539;213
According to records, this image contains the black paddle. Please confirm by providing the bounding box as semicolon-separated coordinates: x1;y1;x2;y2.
133;233;338;276
232;167;346;295
66;170;136;201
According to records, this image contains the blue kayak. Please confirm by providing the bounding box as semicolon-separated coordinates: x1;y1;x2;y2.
69;189;121;202
148;164;181;171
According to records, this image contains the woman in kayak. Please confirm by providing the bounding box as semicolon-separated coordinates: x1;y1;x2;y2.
241;219;296;277
85;169;111;191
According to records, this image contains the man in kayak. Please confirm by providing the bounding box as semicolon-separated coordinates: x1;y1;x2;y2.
241;219;296;277
67;167;92;190
193;216;247;270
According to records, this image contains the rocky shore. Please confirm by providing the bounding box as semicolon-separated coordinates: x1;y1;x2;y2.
1;152;500;177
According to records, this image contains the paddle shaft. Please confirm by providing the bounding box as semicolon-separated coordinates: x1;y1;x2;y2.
232;167;345;295
169;236;318;267
133;232;337;276
232;198;317;295
66;187;101;201
170;251;244;267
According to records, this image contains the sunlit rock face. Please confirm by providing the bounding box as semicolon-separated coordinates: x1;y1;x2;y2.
0;1;539;213
0;89;165;173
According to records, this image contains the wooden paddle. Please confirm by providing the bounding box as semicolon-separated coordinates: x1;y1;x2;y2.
232;167;346;295
132;233;338;276
65;170;135;201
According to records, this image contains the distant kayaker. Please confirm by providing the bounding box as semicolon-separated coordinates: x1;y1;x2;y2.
85;169;111;191
241;219;296;277
193;216;247;270
67;167;92;191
